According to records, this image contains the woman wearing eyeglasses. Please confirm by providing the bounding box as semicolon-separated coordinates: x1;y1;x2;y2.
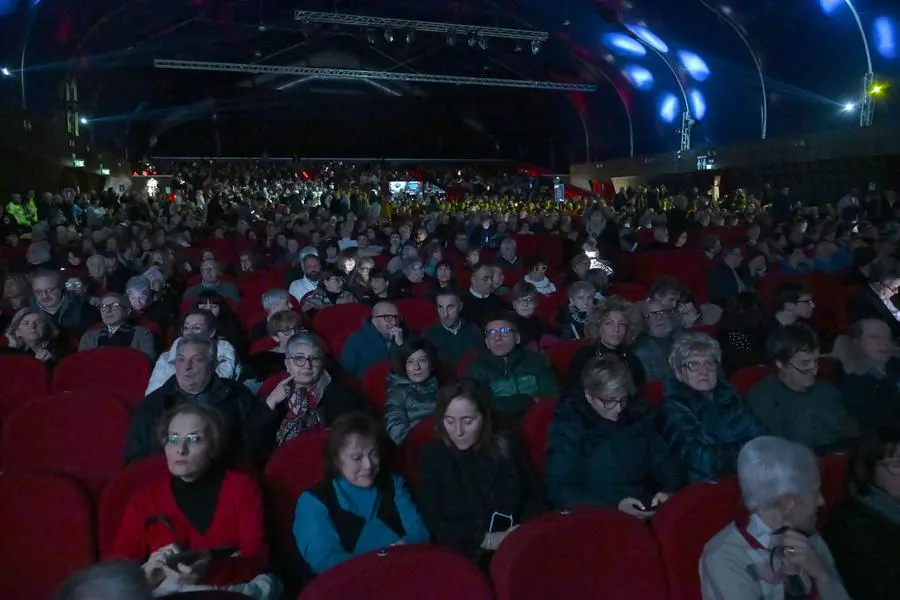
242;310;306;386
658;333;768;483
1;306;66;364
825;426;900;600
112;404;280;598
245;332;367;464
547;355;684;516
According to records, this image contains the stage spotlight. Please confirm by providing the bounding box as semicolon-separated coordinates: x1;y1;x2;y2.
842;102;857;112
1;66;10;76
688;89;707;120
625;24;669;53
622;65;654;90
602;32;646;57
478;35;487;50
468;31;478;47
406;30;415;44
384;29;394;43
658;93;680;123
79;117;89;125
819;0;843;16
677;50;711;81
366;29;376;45
874;17;896;59
531;40;542;55
871;83;885;95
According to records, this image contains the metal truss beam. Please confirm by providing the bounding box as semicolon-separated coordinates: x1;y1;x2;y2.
293;9;549;41
153;59;597;91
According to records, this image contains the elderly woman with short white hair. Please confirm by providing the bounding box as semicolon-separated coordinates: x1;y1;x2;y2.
701;436;850;600
244;332;367;464
658;333;767;483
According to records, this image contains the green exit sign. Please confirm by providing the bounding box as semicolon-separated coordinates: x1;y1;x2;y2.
73;158;85;168
99;168;110;176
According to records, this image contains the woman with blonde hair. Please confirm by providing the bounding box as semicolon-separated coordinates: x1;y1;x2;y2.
2;306;64;364
566;295;645;391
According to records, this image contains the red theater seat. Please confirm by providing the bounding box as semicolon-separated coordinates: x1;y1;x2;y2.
1;391;131;496
728;364;770;398
491;507;669;600
402;416;437;486
299;545;494;600
263;429;329;590
546;339;584;382
819;451;849;525
98;455;169;557
395;297;438;334
312;303;371;357
52;346;151;406
361;359;393;416
521;397;559;475
0;473;96;600
0;354;48;418
651;479;741;600
642;380;665;408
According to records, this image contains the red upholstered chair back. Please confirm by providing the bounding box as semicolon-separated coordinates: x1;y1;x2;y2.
395;297;438;334
52;346;151;406
0;354;48;419
263;429;329;590
402;416;437;486
491;507;670;600
299;545;494;600
819;452;849;527
1;391;131;497
642;379;665;408
0;473;96;600
546;339;585;382
455;349;479;379
257;371;289;400
97;455;170;557
361;359;393;416
650;479;741;600
312;303;372;357
728;364;771;398
608;282;649;302
520;397;559;476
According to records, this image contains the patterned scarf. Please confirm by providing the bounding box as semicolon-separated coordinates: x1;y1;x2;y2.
275;386;320;447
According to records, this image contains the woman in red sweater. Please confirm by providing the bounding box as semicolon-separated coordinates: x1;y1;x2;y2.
112;404;280;598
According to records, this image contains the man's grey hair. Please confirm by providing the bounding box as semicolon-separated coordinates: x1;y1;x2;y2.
567;281;596;299
402;256;423;273
500;237;517;250
31;268;62;287
26;241;52;264
285;331;327;357
125;276;151;294
52;560;152;600
262;288;290;311
175;334;217;364
667;332;722;372
738;436;820;511
85;254;106;270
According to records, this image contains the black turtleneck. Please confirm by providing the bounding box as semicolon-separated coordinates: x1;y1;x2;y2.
170;467;226;534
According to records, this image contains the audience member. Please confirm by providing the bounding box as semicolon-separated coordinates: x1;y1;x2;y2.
301;266;357;314
707;244;753;307
248;289;293;342
30;268;99;336
848;259;900;338
340;301;405;377
546;355;684;512
2;305;65;364
52;561;153;600
183;259;239;301
747;324;854;452
293;413;429;574
557;281;594;340
632;297;680;381
242;310;304;384
384;339;440;445
568;296;645;392
418;380;545;566
718;292;769;374
658;333;767;482
522;255;556;296
508;282;554;348
78;292;156;360
461;263;504;327
769;281;815;330
701;436;849;599
423;290;483;372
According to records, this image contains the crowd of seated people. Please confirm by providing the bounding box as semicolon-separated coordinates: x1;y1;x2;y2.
3;165;900;599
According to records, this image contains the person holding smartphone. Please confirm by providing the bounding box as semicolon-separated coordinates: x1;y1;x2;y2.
546;354;685;518
417;380;546;567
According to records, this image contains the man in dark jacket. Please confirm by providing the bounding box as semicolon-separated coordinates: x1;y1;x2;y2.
340;301;406;377
30;269;99;337
423;290;483;371
465;312;558;417
706;244;753;307
123;335;263;465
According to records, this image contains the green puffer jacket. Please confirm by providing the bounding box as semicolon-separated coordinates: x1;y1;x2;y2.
465;346;559;417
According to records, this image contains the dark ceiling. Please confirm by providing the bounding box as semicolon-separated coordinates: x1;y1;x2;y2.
1;0;899;166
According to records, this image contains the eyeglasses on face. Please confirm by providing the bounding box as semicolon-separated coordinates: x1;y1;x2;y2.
165;433;204;446
486;326;516;338
643;309;674;320
682;360;718;373
100;302;123;311
373;314;399;321
288;354;324;367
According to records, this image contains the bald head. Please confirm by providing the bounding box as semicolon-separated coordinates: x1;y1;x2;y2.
371;302;400;335
853;318;893;368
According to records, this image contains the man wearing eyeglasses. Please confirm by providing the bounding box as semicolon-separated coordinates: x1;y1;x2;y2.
30;268;99;337
747;324;856;453
632;298;679;382
465;311;558;418
340;301;406;377
183;259;239;302
78;292;156;360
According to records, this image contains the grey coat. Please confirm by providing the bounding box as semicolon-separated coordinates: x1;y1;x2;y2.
78;324;157;361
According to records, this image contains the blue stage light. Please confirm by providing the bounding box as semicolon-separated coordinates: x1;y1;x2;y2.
689;89;707;120
819;0;843;15
874;17;896;60
623;65;654;91
677;50;711;81
625;24;669;53
659;93;680;123
602;33;647;58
